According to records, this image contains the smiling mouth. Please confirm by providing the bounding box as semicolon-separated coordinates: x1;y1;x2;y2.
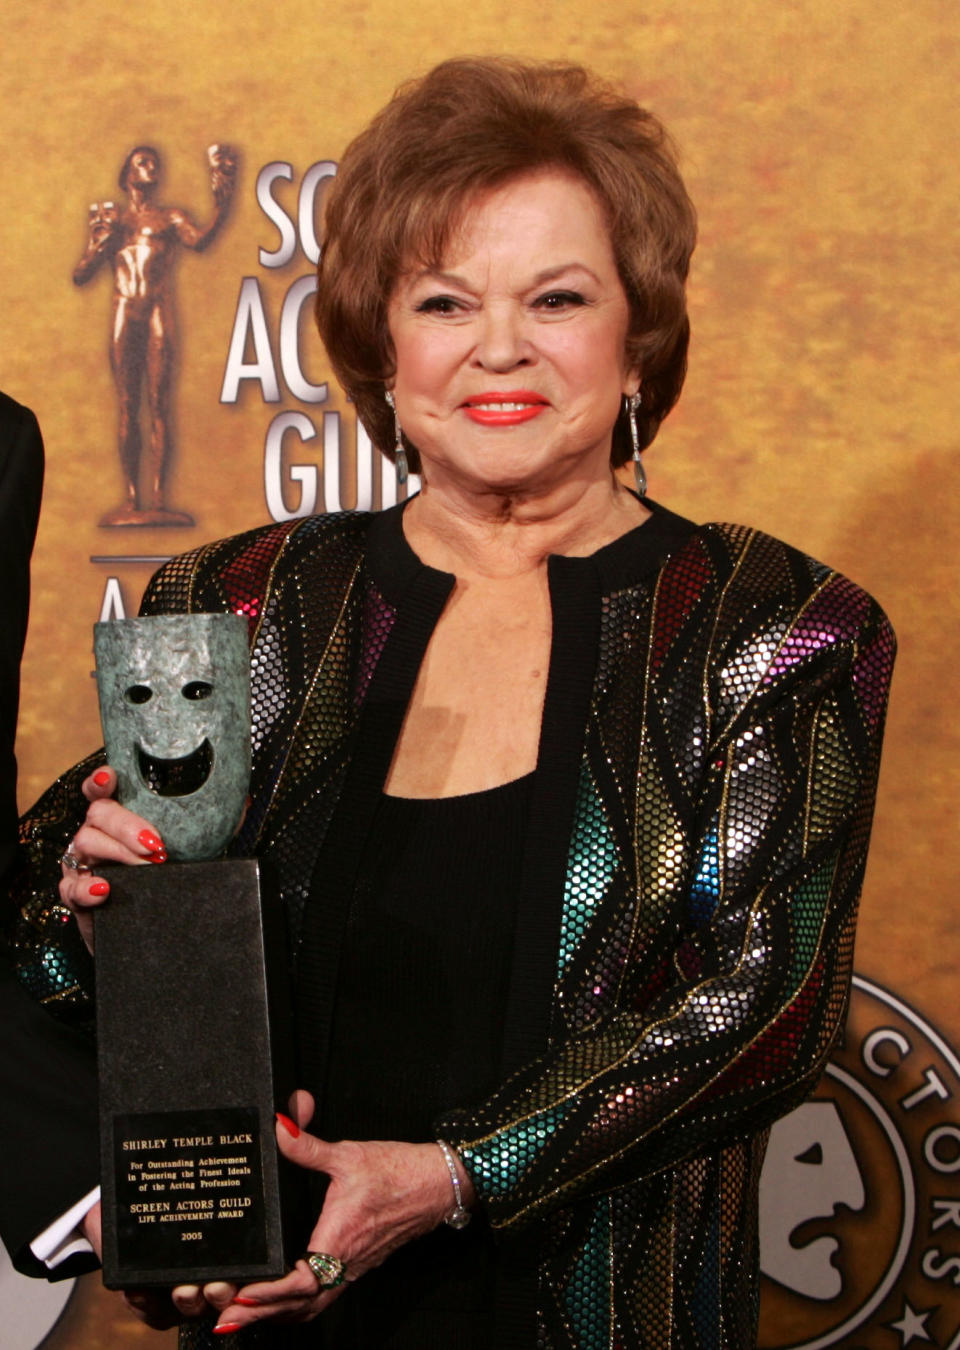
136;740;213;797
462;395;548;425
467;400;543;410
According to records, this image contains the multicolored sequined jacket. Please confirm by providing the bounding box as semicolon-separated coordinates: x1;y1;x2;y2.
14;500;894;1349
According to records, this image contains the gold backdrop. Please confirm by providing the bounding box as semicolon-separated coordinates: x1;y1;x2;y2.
2;0;958;1345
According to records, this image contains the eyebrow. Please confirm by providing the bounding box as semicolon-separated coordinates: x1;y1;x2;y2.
409;262;603;290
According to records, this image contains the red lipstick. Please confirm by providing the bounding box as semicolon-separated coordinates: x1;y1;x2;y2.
461;390;548;426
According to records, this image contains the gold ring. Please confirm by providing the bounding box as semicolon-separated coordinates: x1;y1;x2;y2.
304;1251;347;1288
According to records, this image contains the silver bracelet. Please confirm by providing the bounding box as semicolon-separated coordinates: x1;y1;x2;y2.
436;1139;471;1229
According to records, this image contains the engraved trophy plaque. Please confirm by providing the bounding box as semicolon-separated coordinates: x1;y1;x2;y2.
93;614;305;1288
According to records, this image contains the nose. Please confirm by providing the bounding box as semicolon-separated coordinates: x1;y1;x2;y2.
471;303;531;372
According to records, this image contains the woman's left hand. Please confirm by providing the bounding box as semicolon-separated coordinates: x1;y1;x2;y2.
187;1092;470;1334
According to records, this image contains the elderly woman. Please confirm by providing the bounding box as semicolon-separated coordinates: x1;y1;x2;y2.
12;57;894;1350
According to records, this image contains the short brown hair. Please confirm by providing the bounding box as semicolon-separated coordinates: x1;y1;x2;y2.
316;57;696;472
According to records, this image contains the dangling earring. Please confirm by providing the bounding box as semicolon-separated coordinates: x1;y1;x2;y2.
384;390;408;486
627;391;646;497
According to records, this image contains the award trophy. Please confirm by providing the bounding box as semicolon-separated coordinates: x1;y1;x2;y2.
93;614;305;1288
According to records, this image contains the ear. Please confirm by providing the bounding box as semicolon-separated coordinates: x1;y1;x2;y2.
622;362;642;400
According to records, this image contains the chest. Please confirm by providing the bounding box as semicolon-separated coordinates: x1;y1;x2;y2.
384;572;552;797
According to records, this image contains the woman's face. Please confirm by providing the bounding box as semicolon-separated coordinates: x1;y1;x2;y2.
386;169;639;496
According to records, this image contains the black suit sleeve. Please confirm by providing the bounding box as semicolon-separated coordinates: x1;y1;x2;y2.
0;393;100;1278
0;391;43;890
0;960;100;1278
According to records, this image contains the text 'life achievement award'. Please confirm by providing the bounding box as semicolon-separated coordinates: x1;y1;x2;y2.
94;614;305;1288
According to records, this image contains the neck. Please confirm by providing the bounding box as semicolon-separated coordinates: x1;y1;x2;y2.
403;471;648;580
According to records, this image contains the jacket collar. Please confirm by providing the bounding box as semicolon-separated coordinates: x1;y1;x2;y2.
365;493;698;603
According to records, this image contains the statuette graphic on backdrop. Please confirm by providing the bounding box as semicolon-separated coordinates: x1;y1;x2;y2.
75;144;238;527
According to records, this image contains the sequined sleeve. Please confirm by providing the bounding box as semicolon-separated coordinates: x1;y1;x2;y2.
439;558;895;1230
12;752;103;1018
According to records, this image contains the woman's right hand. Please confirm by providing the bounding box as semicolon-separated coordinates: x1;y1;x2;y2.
59;765;167;953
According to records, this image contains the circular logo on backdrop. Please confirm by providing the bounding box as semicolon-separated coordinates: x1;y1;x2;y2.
0;1243;74;1349
758;976;960;1350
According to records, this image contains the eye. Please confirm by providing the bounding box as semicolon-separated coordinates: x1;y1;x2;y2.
182;681;213;701
415;295;462;316
125;685;153;704
534;290;586;311
796;1143;824;1165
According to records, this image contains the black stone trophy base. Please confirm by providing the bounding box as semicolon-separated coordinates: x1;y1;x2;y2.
95;859;308;1289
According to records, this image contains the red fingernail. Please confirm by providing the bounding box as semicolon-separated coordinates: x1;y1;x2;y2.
233;1297;260;1307
276;1112;300;1138
89;881;110;897
148;850;167;864
93;770;110;787
138;829;163;852
213;1325;243;1336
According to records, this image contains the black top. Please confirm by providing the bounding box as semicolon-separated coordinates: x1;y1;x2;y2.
311;774;533;1349
323;773;534;1142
